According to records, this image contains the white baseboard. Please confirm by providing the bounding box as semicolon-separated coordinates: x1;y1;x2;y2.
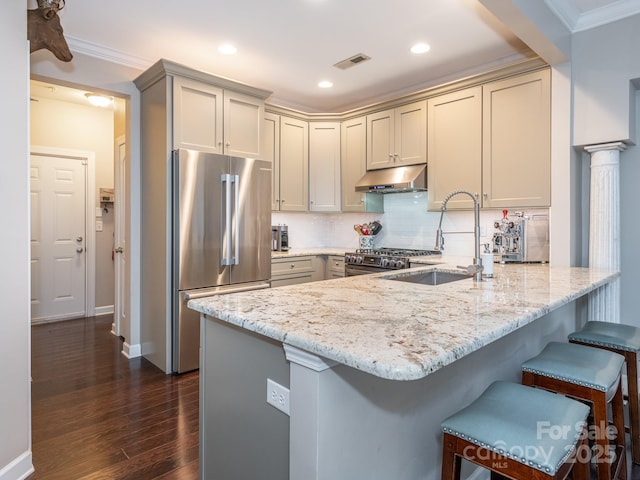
122;342;141;359
95;305;114;316
0;450;34;480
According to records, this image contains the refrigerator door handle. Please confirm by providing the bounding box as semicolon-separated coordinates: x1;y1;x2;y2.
221;173;233;266
232;174;240;265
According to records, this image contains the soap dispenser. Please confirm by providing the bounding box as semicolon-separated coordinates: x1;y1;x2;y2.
481;243;494;278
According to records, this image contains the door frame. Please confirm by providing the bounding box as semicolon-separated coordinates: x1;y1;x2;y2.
30;145;97;319
113;135;126;337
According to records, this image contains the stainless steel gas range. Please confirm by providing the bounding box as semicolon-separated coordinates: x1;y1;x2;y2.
344;248;442;276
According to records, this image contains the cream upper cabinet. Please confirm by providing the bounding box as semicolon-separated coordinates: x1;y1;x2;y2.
262;112;280;211
309;122;341;212
427;87;482;211
482;69;551;208
223;91;264;158
173;76;264;157
278;116;308;211
366;100;426;170
341;116;367;212
173;77;223;153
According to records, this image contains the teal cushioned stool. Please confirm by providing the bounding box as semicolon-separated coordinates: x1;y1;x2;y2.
569;321;640;464
441;381;590;480
522;341;627;480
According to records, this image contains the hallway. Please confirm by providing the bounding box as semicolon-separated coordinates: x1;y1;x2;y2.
29;316;199;479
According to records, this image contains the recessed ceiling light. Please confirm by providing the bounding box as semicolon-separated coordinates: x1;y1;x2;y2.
411;43;431;54
84;93;113;108
218;43;238;55
318;80;333;89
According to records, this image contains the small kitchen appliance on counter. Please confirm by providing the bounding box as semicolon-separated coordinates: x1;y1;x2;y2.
271;224;289;251
492;211;549;263
345;247;441;276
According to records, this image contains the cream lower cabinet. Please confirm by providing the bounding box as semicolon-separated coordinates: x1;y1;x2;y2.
341;116;367;212
309;122;341;212
366;100;427;170
427;87;482;211
271;256;324;287
482;69;551;208
173;75;264;158
326;255;345;278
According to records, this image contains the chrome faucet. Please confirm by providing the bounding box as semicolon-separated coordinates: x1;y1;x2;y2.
434;190;483;282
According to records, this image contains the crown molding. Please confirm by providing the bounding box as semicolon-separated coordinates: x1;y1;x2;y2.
545;0;640;33
66;36;153;70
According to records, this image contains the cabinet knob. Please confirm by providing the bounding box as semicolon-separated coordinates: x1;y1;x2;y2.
388;153;393;158
483;193;488;200
225;142;230;147
290;264;295;269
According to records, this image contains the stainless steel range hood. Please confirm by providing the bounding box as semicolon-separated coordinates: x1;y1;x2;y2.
355;164;427;193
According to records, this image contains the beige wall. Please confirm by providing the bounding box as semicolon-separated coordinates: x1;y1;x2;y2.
30;96;116;311
0;3;33;479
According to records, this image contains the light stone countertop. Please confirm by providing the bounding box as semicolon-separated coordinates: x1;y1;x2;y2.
188;261;618;381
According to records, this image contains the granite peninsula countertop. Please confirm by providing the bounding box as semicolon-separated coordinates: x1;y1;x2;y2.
188;261;618;381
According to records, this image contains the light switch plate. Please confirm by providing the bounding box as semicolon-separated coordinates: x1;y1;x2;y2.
96;220;103;232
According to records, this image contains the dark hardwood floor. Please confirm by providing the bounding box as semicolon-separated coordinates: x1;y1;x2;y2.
29;315;199;480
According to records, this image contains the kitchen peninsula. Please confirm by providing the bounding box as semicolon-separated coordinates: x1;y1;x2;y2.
189;262;618;480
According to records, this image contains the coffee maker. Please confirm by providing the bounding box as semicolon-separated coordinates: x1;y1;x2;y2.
492;211;549;263
271;225;289;252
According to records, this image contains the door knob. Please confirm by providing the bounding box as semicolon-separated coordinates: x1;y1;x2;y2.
114;247;124;254
76;236;83;242
76;247;84;253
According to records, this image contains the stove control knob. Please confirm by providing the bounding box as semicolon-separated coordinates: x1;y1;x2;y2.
388;259;397;268
380;257;389;268
395;259;406;269
355;255;364;264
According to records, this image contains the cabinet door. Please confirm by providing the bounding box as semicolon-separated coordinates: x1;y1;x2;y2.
427;88;482;211
173;76;223;154
309;122;341;212
263;113;280;211
341;117;367;212
224;91;264;158
366;109;394;170
394;100;427;167
279;117;308;211
482;70;551;208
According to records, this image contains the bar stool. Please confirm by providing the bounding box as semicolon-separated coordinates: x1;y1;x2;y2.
521;341;627;480
569;321;640;465
441;381;590;480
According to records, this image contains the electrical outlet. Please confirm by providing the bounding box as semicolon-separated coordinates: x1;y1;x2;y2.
266;378;290;415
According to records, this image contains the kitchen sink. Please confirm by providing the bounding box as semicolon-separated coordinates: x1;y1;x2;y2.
386;270;472;286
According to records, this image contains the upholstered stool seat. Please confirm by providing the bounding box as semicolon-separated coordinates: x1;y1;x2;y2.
441;381;590;480
522;341;627;480
569;320;640;464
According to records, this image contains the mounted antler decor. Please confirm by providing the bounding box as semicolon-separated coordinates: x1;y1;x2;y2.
28;0;73;62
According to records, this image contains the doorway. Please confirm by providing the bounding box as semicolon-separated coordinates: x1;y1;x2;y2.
29;79;129;338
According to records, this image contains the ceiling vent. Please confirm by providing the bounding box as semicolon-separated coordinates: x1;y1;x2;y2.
333;53;371;70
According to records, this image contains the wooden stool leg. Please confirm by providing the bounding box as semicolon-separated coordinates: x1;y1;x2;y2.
611;380;627;480
442;433;462;480
626;351;640;464
592;392;612;480
572;425;591;480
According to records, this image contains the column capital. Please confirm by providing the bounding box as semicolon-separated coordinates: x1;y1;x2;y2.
284;344;338;372
584;141;627;154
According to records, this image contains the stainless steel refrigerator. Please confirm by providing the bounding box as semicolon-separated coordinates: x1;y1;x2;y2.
172;148;271;373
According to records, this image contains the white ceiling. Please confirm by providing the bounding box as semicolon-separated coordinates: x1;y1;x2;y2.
30;0;639;113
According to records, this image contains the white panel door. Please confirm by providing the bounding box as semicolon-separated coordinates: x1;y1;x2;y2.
30;154;87;322
114;137;128;338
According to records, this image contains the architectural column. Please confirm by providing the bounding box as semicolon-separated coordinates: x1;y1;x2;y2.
585;141;626;323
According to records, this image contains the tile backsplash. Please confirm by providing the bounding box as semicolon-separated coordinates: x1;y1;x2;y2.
272;192;548;257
